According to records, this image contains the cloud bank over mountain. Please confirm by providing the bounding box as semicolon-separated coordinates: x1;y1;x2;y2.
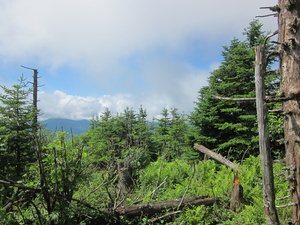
0;0;277;120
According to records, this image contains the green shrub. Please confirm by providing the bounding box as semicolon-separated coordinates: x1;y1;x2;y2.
135;155;291;224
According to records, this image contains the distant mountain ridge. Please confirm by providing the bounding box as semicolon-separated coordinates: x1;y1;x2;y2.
42;118;91;135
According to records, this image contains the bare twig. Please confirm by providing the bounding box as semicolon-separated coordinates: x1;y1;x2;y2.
151;176;168;198
264;30;279;46
273;159;286;163
0;179;98;211
276;196;290;201
21;65;37;71
133;176;168;204
256;13;278;18
81;182;106;201
71;198;97;210
0;180;41;191
114;193;129;209
143;211;181;225
274;171;285;177
178;164;196;210
276;202;297;208
260;6;280;12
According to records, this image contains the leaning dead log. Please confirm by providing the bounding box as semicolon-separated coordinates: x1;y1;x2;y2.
194;144;242;172
104;196;219;217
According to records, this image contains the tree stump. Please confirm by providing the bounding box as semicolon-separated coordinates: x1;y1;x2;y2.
230;171;243;212
117;161;133;196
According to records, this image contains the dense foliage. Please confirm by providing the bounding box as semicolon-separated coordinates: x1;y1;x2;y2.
0;77;37;181
190;20;283;160
0;21;290;224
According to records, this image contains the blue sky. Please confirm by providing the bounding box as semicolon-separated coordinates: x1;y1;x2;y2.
0;0;277;120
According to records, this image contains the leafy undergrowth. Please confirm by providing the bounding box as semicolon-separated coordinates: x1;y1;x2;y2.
1;151;292;224
130;156;292;224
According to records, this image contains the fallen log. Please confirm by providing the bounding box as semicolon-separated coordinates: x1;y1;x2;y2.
194;144;242;172
104;196;219;217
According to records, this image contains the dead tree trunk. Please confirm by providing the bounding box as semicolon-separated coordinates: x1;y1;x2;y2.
230;172;243;212
21;65;39;133
255;46;279;224
278;1;300;223
117;161;133;197
32;68;38;132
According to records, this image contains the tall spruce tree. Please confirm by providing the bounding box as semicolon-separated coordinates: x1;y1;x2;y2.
152;107;191;160
191;20;281;160
0;77;39;211
0;77;37;180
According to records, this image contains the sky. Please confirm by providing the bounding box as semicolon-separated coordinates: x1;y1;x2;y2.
0;0;278;120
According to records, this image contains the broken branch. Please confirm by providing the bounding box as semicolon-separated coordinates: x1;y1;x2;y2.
212;93;300;103
194;144;242;172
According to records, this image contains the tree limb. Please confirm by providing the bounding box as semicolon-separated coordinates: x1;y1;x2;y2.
194;144;242;172
212;93;300;103
0;180;41;191
151;176;168;198
0;179;96;211
260;6;280;12
212;95;256;101
256;13;278;18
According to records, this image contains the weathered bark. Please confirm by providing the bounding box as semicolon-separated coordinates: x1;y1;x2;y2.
117;161;133;196
104;196;219;217
255;46;279;224
230;172;243;212
21;65;39;133
194;144;242;171
278;0;300;224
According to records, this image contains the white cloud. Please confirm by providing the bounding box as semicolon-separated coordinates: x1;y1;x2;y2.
38;90;167;120
0;0;277;69
1;0;278;120
38;61;211;120
39;90;130;120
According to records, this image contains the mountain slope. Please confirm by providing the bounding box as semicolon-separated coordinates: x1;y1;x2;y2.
42;118;90;135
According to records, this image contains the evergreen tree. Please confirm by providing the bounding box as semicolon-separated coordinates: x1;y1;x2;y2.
85;107;152;169
85;108;120;166
0;77;40;212
0;77;37;180
191;20;281;159
152;107;191;160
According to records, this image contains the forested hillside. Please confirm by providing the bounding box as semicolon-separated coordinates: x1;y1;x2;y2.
0;21;292;224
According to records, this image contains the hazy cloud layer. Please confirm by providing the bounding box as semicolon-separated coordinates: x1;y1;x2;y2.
39;66;210;120
0;0;278;120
